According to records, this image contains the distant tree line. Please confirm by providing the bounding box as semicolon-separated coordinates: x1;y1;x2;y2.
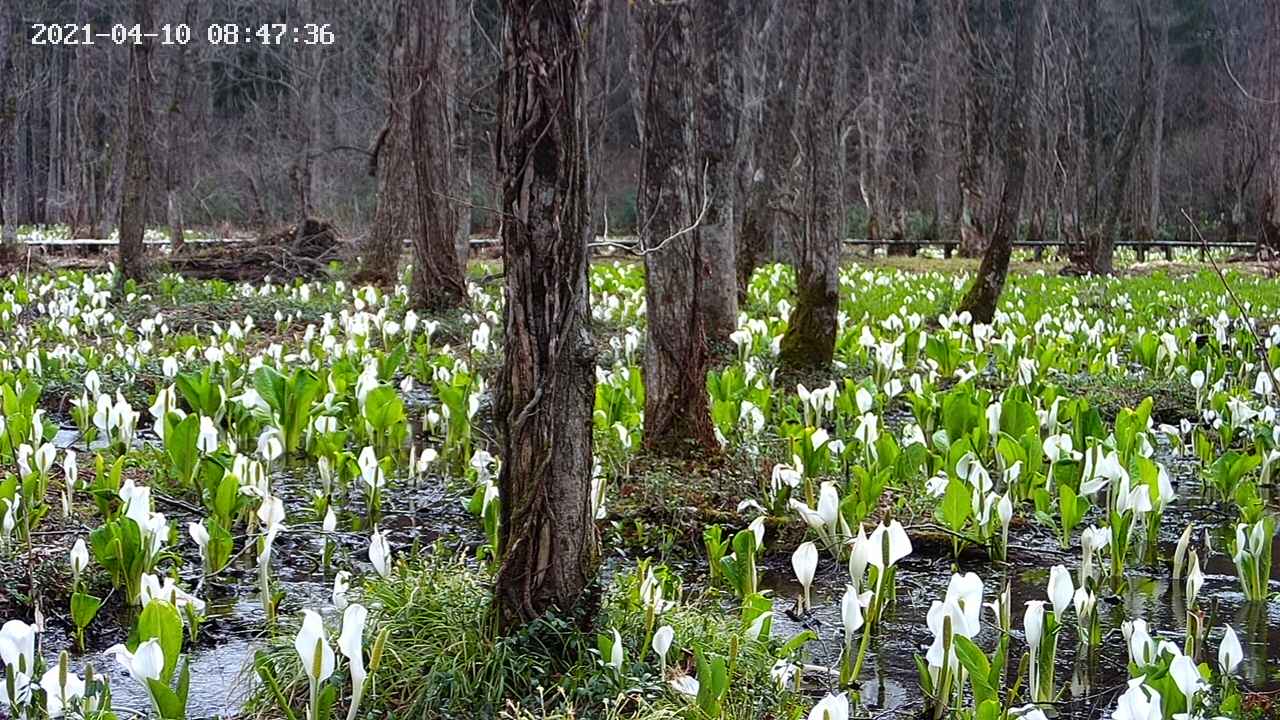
1;0;1279;270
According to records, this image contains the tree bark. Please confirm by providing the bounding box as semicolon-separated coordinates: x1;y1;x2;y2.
493;0;599;630
1147;14;1168;241
450;0;473;271
959;0;1041;323
736;0;795;297
355;3;413;287
0;0;18;249
118;0;155;283
1264;2;1280;249
694;0;739;345
357;125;410;287
406;0;467;310
778;0;841;369
289;0;319;226
165;2;194;254
1087;1;1151;276
631;0;717;454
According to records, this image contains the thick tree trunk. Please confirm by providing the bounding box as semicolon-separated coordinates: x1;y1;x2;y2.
694;0;739;345
778;1;840;369
959;0;1040;323
356;3;413;287
357;122;410;286
632;1;717;454
493;0;599;630
118;0;154;283
407;0;467;310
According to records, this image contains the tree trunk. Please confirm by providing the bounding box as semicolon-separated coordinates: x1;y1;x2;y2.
395;0;467;310
357;121;410;286
0;0;18;249
957;0;991;258
118;0;154;283
694;0;739;345
1264;2;1280;249
289;0;318;226
493;0;599;630
1088;2;1151;275
166;3;193;254
450;0;473;271
959;0;1040;323
631;1;717;454
778;1;841;369
1147;15;1168;241
736;0;795;298
356;3;414;287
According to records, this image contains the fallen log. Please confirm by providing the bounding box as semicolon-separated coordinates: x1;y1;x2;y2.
165;218;346;282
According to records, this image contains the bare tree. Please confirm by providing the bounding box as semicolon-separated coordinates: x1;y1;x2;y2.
631;0;716;453
0;1;18;250
959;0;1041;322
736;0;796;297
1264;2;1280;248
694;0;738;344
778;0;841;368
164;1;195;253
1083;0;1152;275
118;0;154;283
407;0;468;310
354;2;415;286
493;0;599;630
450;0;473;270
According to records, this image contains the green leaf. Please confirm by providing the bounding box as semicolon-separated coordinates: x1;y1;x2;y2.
777;630;817;657
206;519;234;574
976;699;1002;720
146;678;187;720
175;658;191;706
952;636;994;703
940;477;970;532
137;600;184;685
166;414;200;484
315;683;337;720
71;592;103;629
1058;483;1089;536
253;366;288;413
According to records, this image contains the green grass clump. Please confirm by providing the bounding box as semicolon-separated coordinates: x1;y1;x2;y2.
248;550;806;720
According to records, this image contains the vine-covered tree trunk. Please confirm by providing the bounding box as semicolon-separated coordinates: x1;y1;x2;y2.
779;1;840;369
493;0;599;631
959;0;1040;323
406;0;466;310
632;0;717;454
118;0;154;283
695;0;739;345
